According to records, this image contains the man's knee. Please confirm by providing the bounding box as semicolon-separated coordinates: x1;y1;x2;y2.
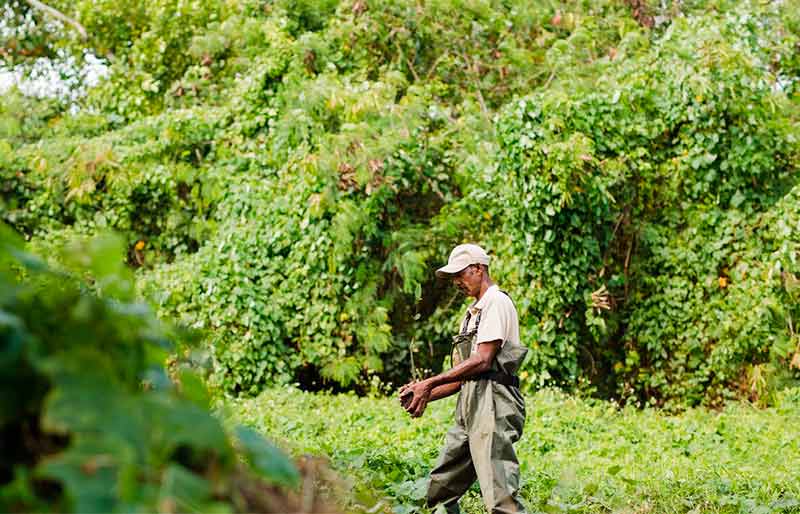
426;478;451;504
426;479;463;513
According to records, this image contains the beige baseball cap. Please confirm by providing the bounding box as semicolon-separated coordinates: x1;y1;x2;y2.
435;244;491;277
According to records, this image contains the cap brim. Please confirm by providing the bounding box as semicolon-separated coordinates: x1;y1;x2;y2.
435;263;468;278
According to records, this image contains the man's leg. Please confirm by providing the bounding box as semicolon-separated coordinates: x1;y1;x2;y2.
469;408;526;513
426;423;477;514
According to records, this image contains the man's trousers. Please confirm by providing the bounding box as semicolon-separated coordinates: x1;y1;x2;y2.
425;381;526;514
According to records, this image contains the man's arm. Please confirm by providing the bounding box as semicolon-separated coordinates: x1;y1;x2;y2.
430;381;462;401
399;380;461;408
403;339;501;417
427;339;500;388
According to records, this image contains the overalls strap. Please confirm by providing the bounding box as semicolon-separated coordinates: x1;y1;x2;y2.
460;309;483;336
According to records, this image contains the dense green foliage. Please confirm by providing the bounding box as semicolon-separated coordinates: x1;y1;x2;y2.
2;0;799;406
490;10;800;406
230;387;800;514
0;229;303;513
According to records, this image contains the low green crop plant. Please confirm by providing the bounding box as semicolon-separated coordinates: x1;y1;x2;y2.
228;387;800;514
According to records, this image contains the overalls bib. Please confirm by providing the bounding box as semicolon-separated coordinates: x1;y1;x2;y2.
426;300;528;514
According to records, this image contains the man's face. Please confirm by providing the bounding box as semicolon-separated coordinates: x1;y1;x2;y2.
452;264;482;297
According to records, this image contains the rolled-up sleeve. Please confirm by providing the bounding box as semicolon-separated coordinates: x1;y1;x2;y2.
476;298;511;346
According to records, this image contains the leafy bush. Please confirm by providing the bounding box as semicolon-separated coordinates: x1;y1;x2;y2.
486;7;800;407
0;227;306;513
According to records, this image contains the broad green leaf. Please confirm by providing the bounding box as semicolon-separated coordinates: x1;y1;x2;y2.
37;439;123;514
158;464;212;513
234;426;299;488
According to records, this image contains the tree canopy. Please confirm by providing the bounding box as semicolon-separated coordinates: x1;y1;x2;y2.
1;0;799;409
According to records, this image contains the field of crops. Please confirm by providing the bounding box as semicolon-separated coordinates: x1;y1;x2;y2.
228;387;800;513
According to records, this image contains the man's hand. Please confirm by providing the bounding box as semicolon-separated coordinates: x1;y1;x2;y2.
400;380;432;418
398;381;416;410
397;340;500;418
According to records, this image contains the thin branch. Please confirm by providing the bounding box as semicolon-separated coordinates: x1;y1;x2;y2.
388;27;420;82
425;52;448;80
409;337;417;379
542;70;556;89
460;51;488;119
24;0;87;40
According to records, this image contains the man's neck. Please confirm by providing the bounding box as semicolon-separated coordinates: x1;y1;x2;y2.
473;280;495;301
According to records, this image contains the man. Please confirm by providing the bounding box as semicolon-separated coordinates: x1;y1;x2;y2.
399;244;528;514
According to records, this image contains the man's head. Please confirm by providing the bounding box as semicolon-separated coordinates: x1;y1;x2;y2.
452;263;489;297
436;244;492;298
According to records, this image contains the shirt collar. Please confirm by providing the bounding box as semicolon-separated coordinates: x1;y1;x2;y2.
468;284;498;315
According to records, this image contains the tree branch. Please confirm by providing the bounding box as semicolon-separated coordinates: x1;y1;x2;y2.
24;0;87;40
460;51;488;119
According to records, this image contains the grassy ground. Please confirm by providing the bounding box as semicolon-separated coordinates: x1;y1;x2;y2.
224;387;800;514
